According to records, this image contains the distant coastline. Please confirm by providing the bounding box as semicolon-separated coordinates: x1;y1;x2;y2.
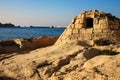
0;22;20;28
30;25;66;28
0;22;66;28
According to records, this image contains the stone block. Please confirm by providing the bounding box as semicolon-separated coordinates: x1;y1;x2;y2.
100;24;109;29
80;18;84;23
91;14;95;18
60;35;67;40
86;34;92;40
80;29;93;34
71;24;75;28
99;19;108;24
86;29;93;33
75;24;83;29
81;33;92;40
101;33;110;38
94;24;101;29
94;29;102;33
99;19;103;24
102;29;110;33
69;24;75;29
75;19;80;24
80;29;85;33
86;13;95;18
93;33;108;39
67;24;72;29
94;18;99;24
111;25;119;29
81;14;85;19
73;29;79;34
65;29;73;35
86;15;91;18
105;17;109;24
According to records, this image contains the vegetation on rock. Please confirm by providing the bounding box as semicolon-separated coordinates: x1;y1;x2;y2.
94;39;111;46
102;49;119;55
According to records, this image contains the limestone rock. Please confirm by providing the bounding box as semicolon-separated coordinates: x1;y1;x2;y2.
0;36;58;54
0;40;19;53
55;10;120;45
0;40;120;80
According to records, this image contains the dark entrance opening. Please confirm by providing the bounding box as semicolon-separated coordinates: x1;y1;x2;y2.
86;18;93;28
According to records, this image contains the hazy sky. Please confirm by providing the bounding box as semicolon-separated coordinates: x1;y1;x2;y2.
0;0;120;26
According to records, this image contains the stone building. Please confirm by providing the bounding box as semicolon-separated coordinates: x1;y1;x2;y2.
56;10;120;44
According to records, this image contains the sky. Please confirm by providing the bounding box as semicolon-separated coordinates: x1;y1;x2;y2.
0;0;120;26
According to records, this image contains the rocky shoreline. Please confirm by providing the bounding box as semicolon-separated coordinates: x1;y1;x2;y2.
0;36;58;54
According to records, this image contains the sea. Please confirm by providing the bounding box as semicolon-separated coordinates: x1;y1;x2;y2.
0;27;65;41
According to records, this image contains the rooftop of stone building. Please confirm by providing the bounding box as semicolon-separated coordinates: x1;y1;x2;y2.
77;10;120;21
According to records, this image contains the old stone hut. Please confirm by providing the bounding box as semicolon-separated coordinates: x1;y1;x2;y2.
56;10;120;44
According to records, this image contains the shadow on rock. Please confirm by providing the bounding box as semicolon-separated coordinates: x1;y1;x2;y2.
77;41;92;47
83;48;102;60
0;76;16;80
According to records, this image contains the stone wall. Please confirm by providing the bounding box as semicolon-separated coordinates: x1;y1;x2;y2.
56;10;120;45
0;36;58;54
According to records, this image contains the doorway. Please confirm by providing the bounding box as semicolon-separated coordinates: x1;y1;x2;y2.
86;18;93;28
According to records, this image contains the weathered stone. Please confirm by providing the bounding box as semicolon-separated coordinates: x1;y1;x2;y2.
100;24;109;29
75;19;80;24
65;29;73;35
70;24;75;29
55;10;120;45
94;18;99;24
75;24;83;29
81;14;85;19
110;25;119;29
102;29;110;33
85;29;93;34
99;19;107;24
93;24;100;29
0;36;58;54
73;29;79;34
80;29;93;34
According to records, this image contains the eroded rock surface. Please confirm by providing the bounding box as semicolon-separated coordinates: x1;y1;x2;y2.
0;36;58;54
0;40;120;80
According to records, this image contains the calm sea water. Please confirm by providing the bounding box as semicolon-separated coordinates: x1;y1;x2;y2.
0;27;65;41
